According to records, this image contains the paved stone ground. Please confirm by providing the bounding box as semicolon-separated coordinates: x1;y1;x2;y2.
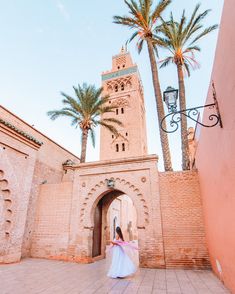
0;258;230;294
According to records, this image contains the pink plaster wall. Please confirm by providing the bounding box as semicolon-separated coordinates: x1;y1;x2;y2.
195;0;235;291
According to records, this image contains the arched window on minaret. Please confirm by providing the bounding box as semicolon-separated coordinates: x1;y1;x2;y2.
126;81;132;89
121;83;124;91
121;108;124;114
116;109;119;115
122;143;125;151
107;85;112;93
116;144;119;152
114;84;118;92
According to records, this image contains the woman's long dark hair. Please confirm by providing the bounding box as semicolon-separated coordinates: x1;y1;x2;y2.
116;226;124;241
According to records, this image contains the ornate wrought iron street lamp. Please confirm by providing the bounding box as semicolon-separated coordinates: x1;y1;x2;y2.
161;82;223;133
163;86;178;113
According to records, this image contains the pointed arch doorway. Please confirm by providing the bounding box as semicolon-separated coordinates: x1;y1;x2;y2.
91;189;138;259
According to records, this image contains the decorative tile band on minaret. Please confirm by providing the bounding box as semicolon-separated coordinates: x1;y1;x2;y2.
100;49;148;160
102;66;138;81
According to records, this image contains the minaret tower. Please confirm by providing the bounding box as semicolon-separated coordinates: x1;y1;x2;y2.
100;47;148;160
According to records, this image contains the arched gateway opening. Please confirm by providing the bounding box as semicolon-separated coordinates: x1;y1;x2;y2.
78;168;165;268
92;189;138;259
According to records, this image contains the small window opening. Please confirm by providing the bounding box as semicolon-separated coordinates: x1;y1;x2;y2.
126;132;128;136
122;143;125;151
121;108;124;114
123;64;125;68
116;144;119;152
112;135;114;139
118;66;120;69
116;109;119;115
115;85;118;92
121;84;124;91
109;101;111;104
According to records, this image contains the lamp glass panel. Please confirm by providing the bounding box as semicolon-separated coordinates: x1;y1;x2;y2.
166;92;177;105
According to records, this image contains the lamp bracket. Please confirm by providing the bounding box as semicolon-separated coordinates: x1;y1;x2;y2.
160;82;223;133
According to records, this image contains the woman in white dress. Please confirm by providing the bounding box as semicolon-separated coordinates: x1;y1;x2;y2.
107;226;137;279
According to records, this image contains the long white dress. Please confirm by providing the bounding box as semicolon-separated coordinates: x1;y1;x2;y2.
107;239;137;278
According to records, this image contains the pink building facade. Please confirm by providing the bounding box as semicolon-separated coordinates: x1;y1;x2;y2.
195;0;235;292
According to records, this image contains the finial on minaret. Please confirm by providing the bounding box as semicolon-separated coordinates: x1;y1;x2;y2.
120;45;126;54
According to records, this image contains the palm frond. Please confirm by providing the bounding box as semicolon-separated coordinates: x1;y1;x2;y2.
184;45;201;53
151;0;171;24
128;31;139;43
183;3;201;40
48;83;123;162
47;109;77;121
159;57;173;68
113;16;140;29
114;0;171;56
158;3;217;73
98;121;119;136
102;117;123;126
185;8;212;42
153;44;159;58
137;38;144;53
189;24;218;45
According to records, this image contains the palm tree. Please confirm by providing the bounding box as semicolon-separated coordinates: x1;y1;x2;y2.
113;0;173;171
47;83;123;163
157;4;218;170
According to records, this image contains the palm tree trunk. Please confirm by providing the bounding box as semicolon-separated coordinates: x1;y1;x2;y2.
80;128;88;163
177;64;190;170
146;40;172;171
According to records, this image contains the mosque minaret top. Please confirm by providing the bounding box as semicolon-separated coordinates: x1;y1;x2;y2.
100;49;148;160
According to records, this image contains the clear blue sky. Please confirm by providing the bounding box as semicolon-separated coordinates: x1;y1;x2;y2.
0;0;224;170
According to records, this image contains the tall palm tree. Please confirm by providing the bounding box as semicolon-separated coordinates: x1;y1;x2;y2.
47;83;122;163
113;0;173;171
157;4;218;170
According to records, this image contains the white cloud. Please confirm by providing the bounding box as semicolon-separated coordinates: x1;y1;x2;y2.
57;1;70;20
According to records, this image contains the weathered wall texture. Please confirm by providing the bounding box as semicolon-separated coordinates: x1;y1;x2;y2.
0;106;79;263
159;171;210;269
195;0;235;291
31;182;73;260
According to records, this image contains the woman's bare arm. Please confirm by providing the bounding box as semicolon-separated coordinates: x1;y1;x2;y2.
110;241;119;246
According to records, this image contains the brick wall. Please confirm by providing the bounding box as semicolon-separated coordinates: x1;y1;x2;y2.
159;171;210;268
22;160;66;257
30;182;73;260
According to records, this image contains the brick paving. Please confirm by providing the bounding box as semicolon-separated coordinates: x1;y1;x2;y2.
0;258;230;294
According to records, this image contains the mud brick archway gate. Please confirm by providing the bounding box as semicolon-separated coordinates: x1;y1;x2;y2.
66;155;165;268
